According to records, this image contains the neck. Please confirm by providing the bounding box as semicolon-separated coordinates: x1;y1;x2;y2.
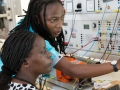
13;71;39;86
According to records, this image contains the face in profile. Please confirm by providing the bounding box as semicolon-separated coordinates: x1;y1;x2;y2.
26;36;52;74
41;2;65;38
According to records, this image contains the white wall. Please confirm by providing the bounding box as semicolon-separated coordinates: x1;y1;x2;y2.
15;0;30;23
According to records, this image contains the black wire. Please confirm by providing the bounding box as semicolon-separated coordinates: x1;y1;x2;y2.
41;79;46;90
64;12;77;51
18;15;26;17
105;22;119;60
99;7;120;62
18;9;27;17
39;77;43;90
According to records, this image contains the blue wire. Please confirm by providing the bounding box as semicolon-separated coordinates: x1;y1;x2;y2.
79;0;108;60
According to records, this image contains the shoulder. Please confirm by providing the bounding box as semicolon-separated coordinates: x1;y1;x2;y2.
9;82;38;90
45;40;64;67
45;40;59;59
16;18;34;32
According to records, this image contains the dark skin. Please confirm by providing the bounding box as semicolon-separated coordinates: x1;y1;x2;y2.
12;36;52;85
41;2;120;78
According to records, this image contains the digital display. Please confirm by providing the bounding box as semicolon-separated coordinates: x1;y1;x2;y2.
84;24;89;29
63;23;68;26
103;0;113;3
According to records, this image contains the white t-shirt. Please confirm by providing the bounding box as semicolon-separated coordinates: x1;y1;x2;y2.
9;82;38;90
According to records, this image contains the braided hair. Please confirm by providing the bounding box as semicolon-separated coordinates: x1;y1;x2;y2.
11;0;65;53
0;30;38;90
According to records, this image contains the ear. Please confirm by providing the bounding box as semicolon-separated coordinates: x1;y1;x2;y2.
64;8;66;14
35;15;40;24
21;59;30;68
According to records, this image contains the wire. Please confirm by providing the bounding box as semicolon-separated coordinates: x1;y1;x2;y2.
74;78;88;90
101;21;105;61
45;76;60;90
79;0;108;63
70;79;78;90
65;12;77;51
18;9;27;17
73;0;109;88
41;79;46;90
38;77;43;90
99;13;115;61
105;19;119;61
69;38;95;54
87;13;114;63
86;9;115;63
104;7;120;61
99;6;120;62
77;0;108;62
86;13;115;64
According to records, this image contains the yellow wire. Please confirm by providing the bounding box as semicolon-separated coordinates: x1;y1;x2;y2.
45;79;48;90
100;20;106;60
103;13;114;62
70;78;78;90
105;20;118;62
44;75;78;90
83;10;105;63
45;76;56;90
85;13;114;63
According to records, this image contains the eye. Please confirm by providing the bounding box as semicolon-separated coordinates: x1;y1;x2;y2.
61;17;64;20
41;50;46;54
51;19;56;23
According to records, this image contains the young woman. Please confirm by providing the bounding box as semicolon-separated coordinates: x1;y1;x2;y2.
0;30;52;90
2;0;120;79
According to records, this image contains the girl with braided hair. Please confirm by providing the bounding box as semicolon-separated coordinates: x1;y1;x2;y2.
0;0;120;84
0;30;52;90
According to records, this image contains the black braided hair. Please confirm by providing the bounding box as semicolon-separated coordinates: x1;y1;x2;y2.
11;0;65;53
0;30;38;90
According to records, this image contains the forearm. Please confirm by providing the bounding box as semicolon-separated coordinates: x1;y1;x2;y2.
55;57;116;78
70;63;113;78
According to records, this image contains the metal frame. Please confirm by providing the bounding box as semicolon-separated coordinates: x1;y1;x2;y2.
5;0;16;30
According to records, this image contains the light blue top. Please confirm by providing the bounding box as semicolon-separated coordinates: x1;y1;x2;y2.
0;19;62;71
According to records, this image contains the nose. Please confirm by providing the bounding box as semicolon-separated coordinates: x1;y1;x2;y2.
47;50;52;58
56;19;63;28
